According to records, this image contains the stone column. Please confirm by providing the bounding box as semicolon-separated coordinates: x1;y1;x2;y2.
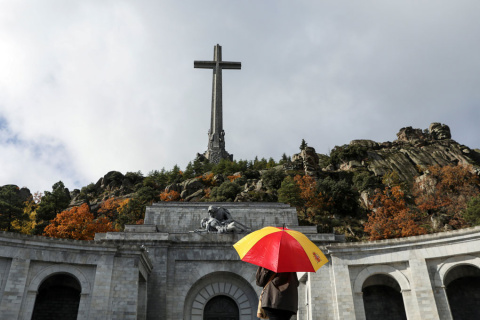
331;258;356;320
147;246;168;320
400;289;417;320
137;274;148;320
89;255;115;319
20;290;37;320
110;256;140;320
309;263;336;320
77;293;91;320
352;292;366;320
408;256;441;319
0;258;30;318
433;286;453;320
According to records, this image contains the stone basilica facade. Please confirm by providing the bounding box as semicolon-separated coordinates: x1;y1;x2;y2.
0;202;479;319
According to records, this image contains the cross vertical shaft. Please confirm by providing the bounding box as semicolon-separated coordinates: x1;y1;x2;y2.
194;44;241;163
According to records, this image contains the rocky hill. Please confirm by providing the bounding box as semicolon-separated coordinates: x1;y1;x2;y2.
4;122;479;239
66;122;479;206
334;123;479;182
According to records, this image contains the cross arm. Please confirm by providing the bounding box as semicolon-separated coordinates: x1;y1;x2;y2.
194;61;216;69
220;61;241;70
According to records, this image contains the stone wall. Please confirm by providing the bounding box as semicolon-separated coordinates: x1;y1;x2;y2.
325;226;480;320
0;202;480;319
145;202;300;232
0;232;151;320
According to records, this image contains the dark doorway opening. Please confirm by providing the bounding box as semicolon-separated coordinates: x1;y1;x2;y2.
446;265;480;320
363;274;407;320
31;273;81;320
203;295;239;320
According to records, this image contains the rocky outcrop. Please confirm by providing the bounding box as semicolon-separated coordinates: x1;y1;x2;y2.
429;122;451;140
292;147;320;176
65;123;478;211
330;123;480;183
180;178;204;199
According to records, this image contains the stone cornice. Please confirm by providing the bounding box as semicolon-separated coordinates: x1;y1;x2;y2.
327;226;480;254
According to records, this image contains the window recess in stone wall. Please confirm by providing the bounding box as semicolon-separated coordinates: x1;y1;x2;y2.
445;265;480;320
362;274;407;320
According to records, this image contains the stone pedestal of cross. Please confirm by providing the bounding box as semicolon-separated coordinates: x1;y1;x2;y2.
194;44;241;164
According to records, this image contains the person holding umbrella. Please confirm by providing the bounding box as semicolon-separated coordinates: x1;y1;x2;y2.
233;226;329;319
256;266;298;320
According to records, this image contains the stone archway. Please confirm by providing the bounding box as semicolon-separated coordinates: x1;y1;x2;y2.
362;274;407;320
31;273;81;320
22;264;91;320
445;264;480;320
184;271;258;320
433;254;480;319
352;265;411;320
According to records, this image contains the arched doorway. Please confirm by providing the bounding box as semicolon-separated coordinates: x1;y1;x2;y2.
204;295;239;320
445;265;480;320
31;273;81;320
362;274;407;320
184;271;257;320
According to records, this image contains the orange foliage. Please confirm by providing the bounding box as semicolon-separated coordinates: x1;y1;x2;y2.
201;173;216;186
413;164;479;228
227;173;241;182
98;198;128;220
160;190;181;201
204;188;211;199
293;175;324;211
44;204;117;240
365;186;426;240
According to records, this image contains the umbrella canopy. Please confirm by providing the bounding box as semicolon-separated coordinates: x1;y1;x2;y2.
233;226;328;273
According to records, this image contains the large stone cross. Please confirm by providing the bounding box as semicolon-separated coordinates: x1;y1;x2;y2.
194;44;241;163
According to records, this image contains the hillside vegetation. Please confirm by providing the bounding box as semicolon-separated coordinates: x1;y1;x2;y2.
2;123;480;241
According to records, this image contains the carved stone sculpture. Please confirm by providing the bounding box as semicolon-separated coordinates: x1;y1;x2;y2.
208;205;233;224
200;217;247;234
196;206;249;234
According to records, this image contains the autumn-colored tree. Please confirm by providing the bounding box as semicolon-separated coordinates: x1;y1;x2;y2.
203;188;211;199
294;175;324;213
201;173;216;187
413;164;480;229
98;198;128;222
116;198;145;228
11;194;40;234
44;203;116;240
160;190;181;202
365;186;426;240
227;173;242;182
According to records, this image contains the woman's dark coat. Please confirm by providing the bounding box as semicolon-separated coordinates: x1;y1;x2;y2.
256;267;299;313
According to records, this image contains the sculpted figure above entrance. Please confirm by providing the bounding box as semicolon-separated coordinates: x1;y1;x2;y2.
197;206;249;234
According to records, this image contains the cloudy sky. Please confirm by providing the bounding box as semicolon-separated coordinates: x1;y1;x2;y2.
1;1;479;193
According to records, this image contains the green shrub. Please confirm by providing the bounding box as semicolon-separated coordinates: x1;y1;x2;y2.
262;169;286;190
329;144;367;167
464;195;480;226
352;171;381;192
210;181;242;202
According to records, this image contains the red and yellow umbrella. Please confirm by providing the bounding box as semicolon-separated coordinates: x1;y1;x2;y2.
233;226;328;273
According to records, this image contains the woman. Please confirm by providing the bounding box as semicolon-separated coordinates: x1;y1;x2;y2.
256;266;299;320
